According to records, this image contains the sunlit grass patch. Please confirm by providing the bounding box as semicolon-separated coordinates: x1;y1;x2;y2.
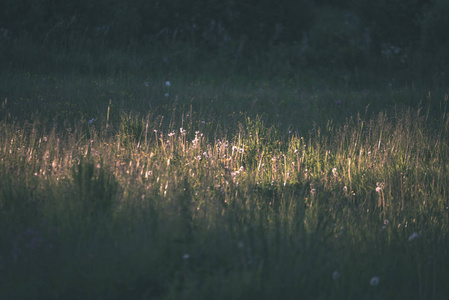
0;73;448;299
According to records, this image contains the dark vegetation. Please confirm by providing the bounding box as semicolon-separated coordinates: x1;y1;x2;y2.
1;0;448;79
1;1;449;300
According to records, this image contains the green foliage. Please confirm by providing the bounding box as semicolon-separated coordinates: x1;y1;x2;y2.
72;155;118;216
1;0;449;73
420;0;449;66
1;71;449;299
306;5;366;68
118;112;145;149
241;116;281;169
231;0;314;44
353;0;428;50
0;169;39;226
0;0;313;47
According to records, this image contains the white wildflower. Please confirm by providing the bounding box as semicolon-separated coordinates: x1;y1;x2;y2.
370;276;380;286
332;271;340;280
332;168;338;177
408;232;419;242
376;182;385;192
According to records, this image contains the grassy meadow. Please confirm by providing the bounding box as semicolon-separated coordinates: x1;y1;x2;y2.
1;60;449;299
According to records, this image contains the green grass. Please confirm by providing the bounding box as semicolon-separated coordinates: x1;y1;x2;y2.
0;67;448;299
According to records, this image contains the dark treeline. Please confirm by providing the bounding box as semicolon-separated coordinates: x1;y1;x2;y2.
1;0;448;71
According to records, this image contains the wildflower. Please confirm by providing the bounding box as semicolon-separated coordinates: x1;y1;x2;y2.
164;93;169;97
88;118;95;125
343;186;347;192
376;182;385;192
201;121;205;124
183;253;190;259
334;99;342;106
192;139;199;148
382;219;390;229
332;168;338;177
370;276;380;286
165;81;171;87
332;271;340;280
144;81;150;87
408;232;419;242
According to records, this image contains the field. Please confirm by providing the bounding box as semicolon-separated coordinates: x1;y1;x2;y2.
1;60;448;299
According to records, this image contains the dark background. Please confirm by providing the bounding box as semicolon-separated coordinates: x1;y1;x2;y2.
1;0;448;77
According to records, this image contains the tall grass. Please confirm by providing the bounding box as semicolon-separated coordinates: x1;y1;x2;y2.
0;72;448;299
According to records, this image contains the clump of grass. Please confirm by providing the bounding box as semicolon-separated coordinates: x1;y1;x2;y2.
71;155;119;217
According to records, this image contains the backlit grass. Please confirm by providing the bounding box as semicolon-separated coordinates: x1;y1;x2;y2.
0;72;448;299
